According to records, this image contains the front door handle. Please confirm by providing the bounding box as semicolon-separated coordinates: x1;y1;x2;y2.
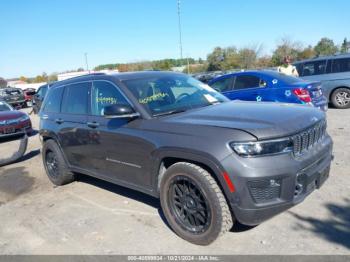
55;118;64;124
87;122;100;128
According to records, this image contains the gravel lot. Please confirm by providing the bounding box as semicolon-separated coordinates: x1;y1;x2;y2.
0;108;349;255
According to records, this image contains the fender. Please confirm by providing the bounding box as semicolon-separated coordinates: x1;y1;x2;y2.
151;147;233;199
39;129;71;167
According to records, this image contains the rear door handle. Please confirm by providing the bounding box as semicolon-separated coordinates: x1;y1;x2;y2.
55;118;64;124
87;122;100;128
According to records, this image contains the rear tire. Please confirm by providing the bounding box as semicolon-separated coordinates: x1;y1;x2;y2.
42;139;75;186
331;88;350;109
160;162;233;245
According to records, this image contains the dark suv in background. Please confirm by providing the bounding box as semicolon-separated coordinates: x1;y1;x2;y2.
39;72;333;245
294;53;350;109
32;83;50;113
0;87;26;108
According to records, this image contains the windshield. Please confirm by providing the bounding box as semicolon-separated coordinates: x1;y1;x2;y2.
0;102;12;111
6;89;22;95
122;74;229;116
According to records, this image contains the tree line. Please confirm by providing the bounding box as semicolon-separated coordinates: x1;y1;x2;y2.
94;37;350;73
1;36;349;86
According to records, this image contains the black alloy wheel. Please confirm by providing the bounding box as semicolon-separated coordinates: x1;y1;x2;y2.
45;151;59;178
168;176;211;234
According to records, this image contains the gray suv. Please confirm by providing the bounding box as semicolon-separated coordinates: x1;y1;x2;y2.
294;53;350;109
39;71;333;245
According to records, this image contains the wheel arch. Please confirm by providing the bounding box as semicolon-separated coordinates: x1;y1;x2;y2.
40;131;70;166
153;149;233;201
329;86;350;100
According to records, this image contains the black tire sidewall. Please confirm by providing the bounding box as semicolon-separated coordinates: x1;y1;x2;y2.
160;163;224;245
42;140;74;186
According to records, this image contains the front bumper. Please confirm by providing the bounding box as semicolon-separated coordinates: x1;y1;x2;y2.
7;100;26;105
221;134;333;225
0;121;33;142
312;97;328;112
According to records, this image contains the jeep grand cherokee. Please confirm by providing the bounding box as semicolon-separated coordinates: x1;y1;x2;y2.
39;71;333;245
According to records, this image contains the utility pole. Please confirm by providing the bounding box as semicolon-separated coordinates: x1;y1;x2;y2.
84;52;90;73
177;0;183;61
187;56;190;74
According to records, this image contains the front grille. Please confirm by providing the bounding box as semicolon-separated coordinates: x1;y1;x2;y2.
248;179;281;204
291;121;327;156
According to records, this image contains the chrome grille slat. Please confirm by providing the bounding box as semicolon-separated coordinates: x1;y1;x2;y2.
292;120;327;156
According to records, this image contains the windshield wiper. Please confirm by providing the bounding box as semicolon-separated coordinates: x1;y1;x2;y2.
153;109;187;117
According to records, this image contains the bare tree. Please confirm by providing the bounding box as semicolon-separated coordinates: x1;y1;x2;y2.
0;77;7;88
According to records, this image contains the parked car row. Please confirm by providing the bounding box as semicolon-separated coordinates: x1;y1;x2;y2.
192;71;224;83
0;101;33;141
4;54;347;246
208;70;328;111
0;87;26;108
195;53;350;110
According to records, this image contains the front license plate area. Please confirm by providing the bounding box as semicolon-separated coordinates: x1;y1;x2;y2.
306;166;330;194
4;127;15;134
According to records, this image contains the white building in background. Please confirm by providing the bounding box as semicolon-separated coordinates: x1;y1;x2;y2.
57;71;91;81
57;69;119;81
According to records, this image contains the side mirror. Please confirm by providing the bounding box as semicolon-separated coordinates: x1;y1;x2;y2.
103;104;140;119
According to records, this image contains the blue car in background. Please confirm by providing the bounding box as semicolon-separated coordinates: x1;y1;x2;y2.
208;70;328;111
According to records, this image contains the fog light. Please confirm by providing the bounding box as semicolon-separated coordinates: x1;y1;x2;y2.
295;173;305;196
248;179;281;204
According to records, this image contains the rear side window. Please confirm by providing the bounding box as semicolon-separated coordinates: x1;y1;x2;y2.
42;86;64;113
210;77;233;92
331;58;350;73
41;86;48;97
61;82;90;115
37;86;48;98
302;60;326;76
233;75;262;90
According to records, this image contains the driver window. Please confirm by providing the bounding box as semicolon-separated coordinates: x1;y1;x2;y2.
92;81;129;116
210;77;232;92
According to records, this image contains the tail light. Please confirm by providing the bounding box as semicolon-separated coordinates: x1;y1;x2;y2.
293;88;311;103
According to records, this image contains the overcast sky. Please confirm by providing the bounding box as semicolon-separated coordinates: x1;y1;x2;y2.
0;0;349;78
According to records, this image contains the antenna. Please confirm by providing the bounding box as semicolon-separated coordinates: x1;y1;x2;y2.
84;52;90;73
177;0;183;60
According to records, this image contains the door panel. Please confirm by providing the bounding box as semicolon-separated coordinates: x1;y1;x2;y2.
86;116;155;187
87;80;154;188
57;82;92;170
228;75;266;102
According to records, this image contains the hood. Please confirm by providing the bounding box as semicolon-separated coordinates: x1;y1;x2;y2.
162;101;325;140
0;110;25;121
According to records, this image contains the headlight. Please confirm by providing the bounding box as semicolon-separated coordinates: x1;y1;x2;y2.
230;138;293;157
19;114;30;122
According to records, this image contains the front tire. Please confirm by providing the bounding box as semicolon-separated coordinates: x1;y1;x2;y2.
331;88;350;109
160;162;233;245
42;139;75;186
